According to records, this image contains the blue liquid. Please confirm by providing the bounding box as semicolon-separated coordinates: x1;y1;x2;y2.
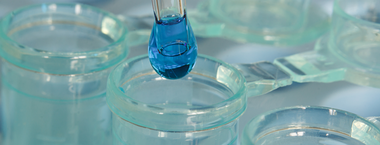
148;12;198;79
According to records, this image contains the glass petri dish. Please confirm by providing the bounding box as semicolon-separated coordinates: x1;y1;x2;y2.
241;106;380;145
190;0;332;46
0;3;128;144
107;54;247;145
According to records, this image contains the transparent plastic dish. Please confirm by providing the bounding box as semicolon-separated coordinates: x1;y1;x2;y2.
190;0;332;46
0;3;128;144
241;106;380;145
275;0;380;88
107;54;293;145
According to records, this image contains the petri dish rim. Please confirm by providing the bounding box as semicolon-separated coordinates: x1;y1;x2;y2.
0;3;128;58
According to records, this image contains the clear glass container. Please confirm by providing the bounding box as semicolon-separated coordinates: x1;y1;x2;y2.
0;3;128;145
275;0;380;88
241;106;380;145
190;0;332;46
107;54;293;145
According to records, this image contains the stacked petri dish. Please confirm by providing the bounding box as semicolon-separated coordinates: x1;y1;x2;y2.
0;3;128;144
275;0;380;88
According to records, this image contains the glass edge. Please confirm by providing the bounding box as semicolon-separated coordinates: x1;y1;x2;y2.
242;105;380;137
0;2;128;58
108;54;148;105
333;0;380;27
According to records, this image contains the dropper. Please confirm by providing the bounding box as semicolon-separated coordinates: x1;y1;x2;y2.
151;0;185;21
148;0;198;79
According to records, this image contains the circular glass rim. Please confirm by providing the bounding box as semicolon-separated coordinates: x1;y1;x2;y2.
0;3;127;58
243;105;380;143
334;0;380;26
108;54;247;114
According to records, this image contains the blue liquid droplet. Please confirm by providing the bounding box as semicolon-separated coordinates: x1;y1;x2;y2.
119;87;125;93
148;12;197;79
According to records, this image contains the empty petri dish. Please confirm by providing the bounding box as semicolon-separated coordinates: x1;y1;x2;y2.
241;106;380;145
